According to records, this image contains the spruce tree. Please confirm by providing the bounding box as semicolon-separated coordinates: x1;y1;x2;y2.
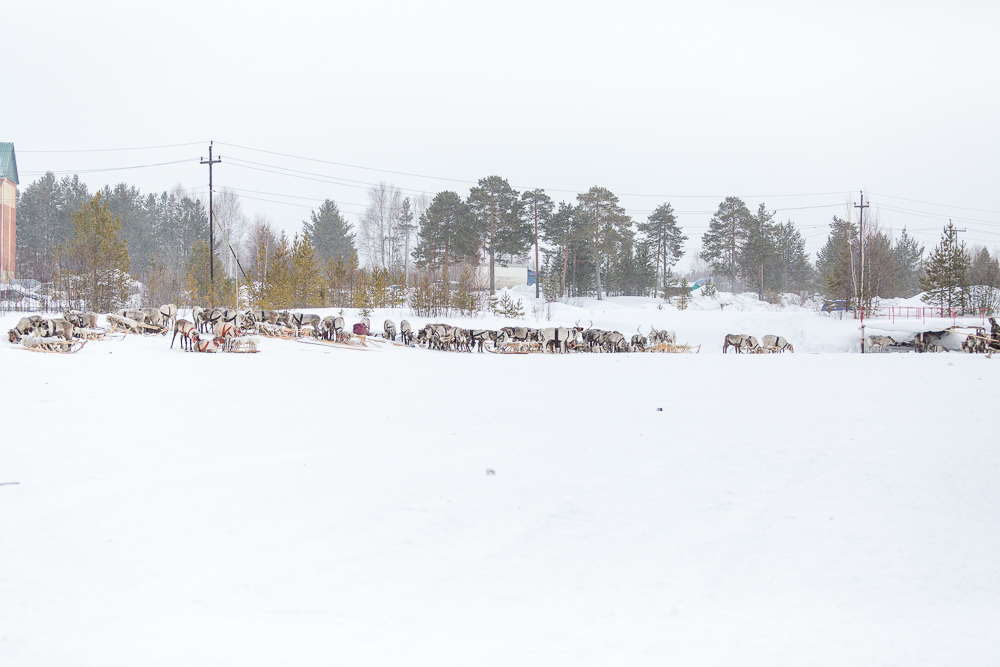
15;172;91;282
774;221;812;293
920;221;971;311
816;217;858;305
893;228;924;297
739;203;778;299
303;199;356;264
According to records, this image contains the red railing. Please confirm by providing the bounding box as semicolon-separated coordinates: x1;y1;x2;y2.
883;306;989;326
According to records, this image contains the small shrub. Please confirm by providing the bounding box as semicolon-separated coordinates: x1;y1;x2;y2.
490;292;525;319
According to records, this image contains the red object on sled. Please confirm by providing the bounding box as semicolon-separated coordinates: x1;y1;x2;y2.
353;323;368;336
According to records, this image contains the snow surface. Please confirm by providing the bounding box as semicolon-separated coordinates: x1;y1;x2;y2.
2;300;999;666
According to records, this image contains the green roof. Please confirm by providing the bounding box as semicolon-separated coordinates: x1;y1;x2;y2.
0;143;18;185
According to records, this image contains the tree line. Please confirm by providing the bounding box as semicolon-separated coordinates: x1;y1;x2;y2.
11;170;1000;314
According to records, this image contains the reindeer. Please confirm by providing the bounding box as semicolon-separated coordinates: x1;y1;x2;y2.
35;318;75;342
762;335;794;353
120;308;147;324
866;335;894;353
8;315;42;343
914;331;946;353
213;321;240;350
159;303;178;328
468;328;496;352
400;320;413;345
171;319;197;350
201;308;224;332
289;312;321;337
723;334;751;353
540;327;571;353
383;319;397;341
604;331;627;353
453;328;472;352
141;307;164;327
192;334;220;353
649;327;677;346
631;327;648;351
191;306;206;332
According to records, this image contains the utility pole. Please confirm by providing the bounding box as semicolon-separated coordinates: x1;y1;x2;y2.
950;220;967;314
855;192;869;353
200;142;221;286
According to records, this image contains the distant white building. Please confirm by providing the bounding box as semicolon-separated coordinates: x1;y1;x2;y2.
478;263;528;289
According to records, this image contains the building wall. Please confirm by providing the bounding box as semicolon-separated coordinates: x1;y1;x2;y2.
0;179;15;282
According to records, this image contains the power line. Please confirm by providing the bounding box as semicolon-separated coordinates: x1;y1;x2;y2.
18;141;206;153
866;190;1000;215
20;158;200;176
217;141;856;200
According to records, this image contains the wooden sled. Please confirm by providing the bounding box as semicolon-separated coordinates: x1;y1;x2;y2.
106;313;143;334
296;338;372;352
493;340;542;354
647;342;701;353
20;336;88;354
75;327;109;340
225;336;261;353
258;323;297;339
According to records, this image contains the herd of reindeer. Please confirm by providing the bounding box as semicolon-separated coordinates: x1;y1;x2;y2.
8;303;802;355
179;306;690;354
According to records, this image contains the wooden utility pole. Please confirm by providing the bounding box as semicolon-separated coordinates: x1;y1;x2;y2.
855;192;869;352
200;142;221;286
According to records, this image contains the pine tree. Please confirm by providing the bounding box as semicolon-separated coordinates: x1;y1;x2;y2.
920;221;971;311
413;191;478;280
700;197;751;290
468;176;529;294
638;202;687;288
539;201;584;298
57;193;132;312
521;189;554;299
576;186;632;300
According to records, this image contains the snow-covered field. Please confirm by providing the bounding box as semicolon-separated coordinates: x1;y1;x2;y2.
2;297;999;666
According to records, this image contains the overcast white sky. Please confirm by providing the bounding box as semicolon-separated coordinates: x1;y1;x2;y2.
6;0;1000;261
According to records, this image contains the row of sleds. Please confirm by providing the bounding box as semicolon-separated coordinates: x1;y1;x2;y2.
252;321;394;352
8;312;110;354
489;341;701;354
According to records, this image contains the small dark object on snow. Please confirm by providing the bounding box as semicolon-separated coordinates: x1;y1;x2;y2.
0;482;19;486
486;468;495;475
657;407;663;411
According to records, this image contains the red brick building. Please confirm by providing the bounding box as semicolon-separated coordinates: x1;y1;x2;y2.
0;142;17;282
